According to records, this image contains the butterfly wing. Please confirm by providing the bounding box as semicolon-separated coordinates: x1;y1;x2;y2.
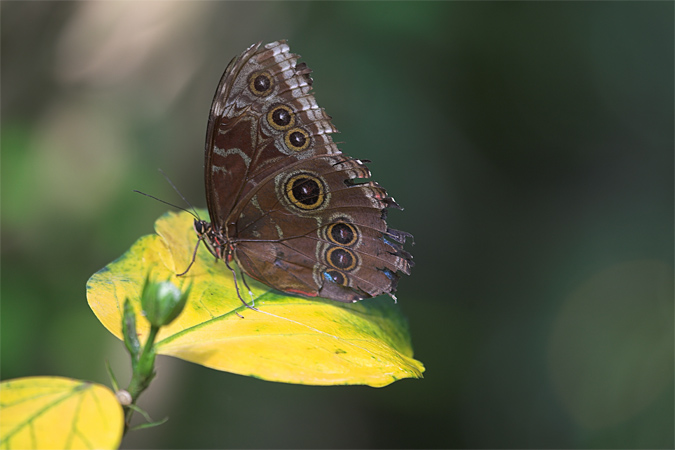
234;153;412;301
204;41;329;230
205;41;412;301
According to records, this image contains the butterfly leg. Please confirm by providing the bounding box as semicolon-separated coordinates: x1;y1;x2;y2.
224;257;258;315
239;271;256;308
176;236;202;277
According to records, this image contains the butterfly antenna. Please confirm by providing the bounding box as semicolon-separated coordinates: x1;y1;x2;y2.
157;168;201;219
132;190;198;219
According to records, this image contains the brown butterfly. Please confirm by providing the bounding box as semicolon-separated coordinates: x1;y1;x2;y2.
186;40;412;308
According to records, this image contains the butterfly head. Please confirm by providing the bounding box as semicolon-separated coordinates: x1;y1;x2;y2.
193;218;210;237
193;218;230;261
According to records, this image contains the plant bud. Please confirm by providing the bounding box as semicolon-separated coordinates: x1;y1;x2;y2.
140;276;191;327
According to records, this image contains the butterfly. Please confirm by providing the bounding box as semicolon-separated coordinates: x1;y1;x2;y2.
185;40;412;308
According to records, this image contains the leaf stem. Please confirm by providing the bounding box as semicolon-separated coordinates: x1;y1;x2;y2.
122;324;159;433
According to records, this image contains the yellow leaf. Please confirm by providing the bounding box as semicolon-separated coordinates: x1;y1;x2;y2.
0;376;123;450
87;211;424;387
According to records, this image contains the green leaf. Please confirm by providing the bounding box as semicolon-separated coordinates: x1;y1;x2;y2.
86;210;424;387
0;376;124;450
105;360;120;393
126;404;168;431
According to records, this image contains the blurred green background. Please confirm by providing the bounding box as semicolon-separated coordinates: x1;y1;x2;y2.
2;2;672;448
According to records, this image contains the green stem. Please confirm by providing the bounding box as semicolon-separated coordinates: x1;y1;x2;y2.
123;325;160;433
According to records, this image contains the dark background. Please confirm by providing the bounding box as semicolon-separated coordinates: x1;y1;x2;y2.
2;2;673;448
